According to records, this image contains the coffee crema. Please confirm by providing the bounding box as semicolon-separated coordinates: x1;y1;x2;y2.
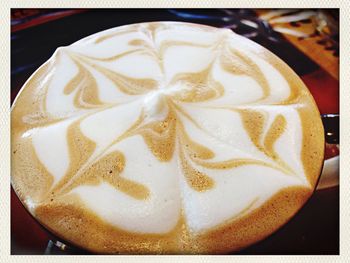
11;22;324;254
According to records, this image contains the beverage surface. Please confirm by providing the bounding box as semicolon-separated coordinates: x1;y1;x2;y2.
11;22;324;254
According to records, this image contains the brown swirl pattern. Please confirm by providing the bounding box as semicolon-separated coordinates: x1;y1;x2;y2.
11;22;324;250
14;23;312;197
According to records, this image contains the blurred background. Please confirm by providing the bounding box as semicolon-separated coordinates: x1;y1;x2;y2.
11;9;339;255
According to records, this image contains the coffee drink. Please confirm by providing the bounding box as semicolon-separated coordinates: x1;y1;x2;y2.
11;22;324;254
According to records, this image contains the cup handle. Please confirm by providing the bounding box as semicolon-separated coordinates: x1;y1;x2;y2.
316;114;339;190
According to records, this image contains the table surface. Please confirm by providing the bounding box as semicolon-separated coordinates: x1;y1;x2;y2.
11;9;339;255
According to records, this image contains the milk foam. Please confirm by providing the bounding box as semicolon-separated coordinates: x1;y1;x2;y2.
14;22;314;234
72;135;182;233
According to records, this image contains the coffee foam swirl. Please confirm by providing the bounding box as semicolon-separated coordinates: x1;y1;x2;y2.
11;22;324;253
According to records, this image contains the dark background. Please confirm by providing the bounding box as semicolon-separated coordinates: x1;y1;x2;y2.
11;9;339;255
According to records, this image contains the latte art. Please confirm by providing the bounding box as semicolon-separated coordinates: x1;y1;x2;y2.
11;22;324;253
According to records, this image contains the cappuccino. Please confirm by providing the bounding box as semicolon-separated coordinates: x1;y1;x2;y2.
11;22;324;254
